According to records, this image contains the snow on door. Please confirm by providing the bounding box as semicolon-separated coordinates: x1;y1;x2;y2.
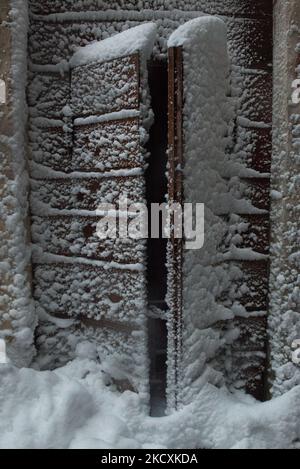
167;17;270;409
30;24;157;397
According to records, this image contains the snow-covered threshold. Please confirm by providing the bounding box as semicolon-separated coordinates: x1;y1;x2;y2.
1;357;300;449
0;0;300;451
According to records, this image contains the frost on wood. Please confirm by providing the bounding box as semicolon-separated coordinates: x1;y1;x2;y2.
167;16;270;408
31;216;146;264
0;0;37;366
73;117;143;172
71;56;139;118
29;24;157;397
31;176;146;211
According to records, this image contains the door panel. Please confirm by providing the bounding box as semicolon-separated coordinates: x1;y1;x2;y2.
167;17;270;408
31;25;157;397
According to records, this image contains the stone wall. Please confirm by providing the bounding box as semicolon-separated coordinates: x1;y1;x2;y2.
0;0;36;366
269;0;300;396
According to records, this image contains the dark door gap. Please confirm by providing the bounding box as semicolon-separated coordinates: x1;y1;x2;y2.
146;60;168;417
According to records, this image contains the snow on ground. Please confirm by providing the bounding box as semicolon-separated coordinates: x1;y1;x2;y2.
0;355;300;449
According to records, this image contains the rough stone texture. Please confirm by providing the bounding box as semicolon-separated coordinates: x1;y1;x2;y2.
0;0;36;366
269;0;300;396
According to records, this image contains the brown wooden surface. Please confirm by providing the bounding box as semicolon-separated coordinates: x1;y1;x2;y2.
71;54;140;118
73;117;142;171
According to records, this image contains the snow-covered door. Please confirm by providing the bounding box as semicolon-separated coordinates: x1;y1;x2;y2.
167;17;269;409
167;17;232;409
31;24;157;397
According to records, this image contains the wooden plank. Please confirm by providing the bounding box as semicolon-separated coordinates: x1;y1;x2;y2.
235;71;273;124
228;70;272;399
31;215;146;264
230;353;267;400
71;54;139;118
73;117;142;172
226;18;272;69
33;263;146;324
31;176;146;211
227;214;270;255
236;260;270;312
243;178;271;212
35;316;147;393
232;316;268;352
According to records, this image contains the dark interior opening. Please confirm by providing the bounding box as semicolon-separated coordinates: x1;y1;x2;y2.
148;318;168;417
146;60;168;416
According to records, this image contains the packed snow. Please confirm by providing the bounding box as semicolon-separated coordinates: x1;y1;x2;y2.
0;357;300;449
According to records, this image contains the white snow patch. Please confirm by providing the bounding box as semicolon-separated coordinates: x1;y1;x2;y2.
0;359;300;449
32;250;146;273
74;109;140;126
168;15;226;48
70;23;157;68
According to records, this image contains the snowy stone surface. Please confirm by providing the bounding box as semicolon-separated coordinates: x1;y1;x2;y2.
269;2;300;397
0;0;37;366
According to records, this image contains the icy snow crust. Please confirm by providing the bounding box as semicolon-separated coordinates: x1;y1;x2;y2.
29;0;269;17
